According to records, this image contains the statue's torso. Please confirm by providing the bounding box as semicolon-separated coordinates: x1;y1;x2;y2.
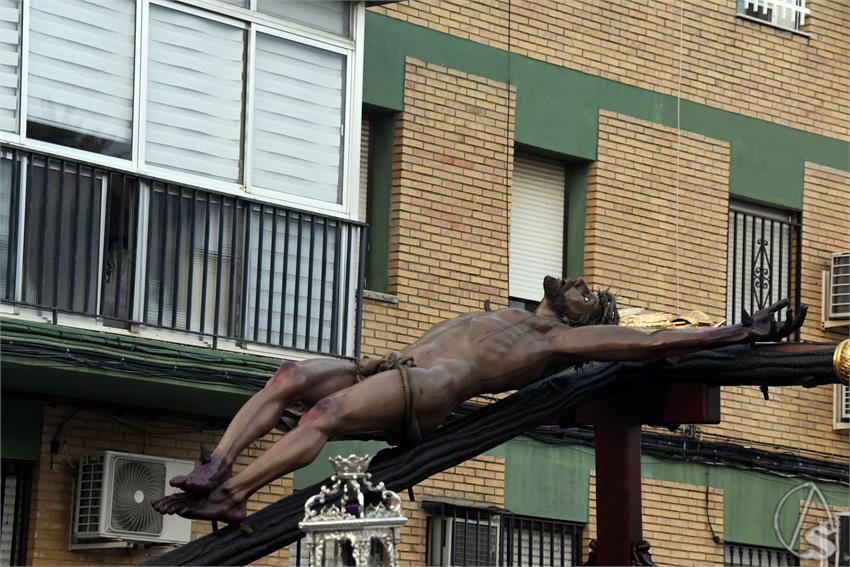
400;308;565;395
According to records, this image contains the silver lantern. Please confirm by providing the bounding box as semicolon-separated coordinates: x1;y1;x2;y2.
298;454;407;566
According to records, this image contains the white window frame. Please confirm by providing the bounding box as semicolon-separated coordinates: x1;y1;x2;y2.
736;0;811;34
0;0;364;221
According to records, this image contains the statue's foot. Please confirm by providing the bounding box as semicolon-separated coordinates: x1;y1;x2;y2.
169;455;232;493
151;485;247;524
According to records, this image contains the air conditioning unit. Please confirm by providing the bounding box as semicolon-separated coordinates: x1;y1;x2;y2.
821;252;850;329
70;451;194;549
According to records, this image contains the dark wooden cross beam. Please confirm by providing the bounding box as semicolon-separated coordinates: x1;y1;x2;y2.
145;342;847;567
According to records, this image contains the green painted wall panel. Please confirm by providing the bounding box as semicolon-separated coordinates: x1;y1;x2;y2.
487;438;847;549
488;439;595;523
293;440;390;490
1;395;43;461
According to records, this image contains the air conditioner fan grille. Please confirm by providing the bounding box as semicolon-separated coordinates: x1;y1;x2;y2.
108;457;165;536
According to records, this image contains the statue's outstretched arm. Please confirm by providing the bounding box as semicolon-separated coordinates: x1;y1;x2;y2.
547;299;807;363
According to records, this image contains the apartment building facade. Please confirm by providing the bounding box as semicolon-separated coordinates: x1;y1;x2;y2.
1;0;848;565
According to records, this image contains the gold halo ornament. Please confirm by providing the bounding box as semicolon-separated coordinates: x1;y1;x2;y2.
834;339;850;385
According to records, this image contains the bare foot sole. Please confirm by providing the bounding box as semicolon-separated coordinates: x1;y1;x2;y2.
151;489;246;524
169;457;232;494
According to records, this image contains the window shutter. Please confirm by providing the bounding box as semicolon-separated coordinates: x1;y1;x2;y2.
358;114;369;221
509;153;565;301
251;32;344;204
27;0;135;151
145;5;244;182
0;0;20;133
841;385;850;421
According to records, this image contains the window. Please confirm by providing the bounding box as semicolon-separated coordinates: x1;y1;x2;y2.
426;505;500;566
27;0;136;158
0;0;360;213
834;384;850;430
725;543;798;566
501;514;582;567
736;0;809;31
726;201;799;329
1;460;34;567
509;153;566;308
425;503;584;567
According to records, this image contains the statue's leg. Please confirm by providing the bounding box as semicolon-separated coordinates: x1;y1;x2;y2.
158;366;458;522
168;358;357;493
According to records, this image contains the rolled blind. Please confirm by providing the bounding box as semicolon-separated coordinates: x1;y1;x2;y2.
256;1;349;36
145;5;244;182
509;153;565;301
252;33;344;204
0;0;20;133
27;0;135;144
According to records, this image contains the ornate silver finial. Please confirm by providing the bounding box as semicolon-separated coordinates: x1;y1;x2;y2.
329;454;373;478
298;454;406;566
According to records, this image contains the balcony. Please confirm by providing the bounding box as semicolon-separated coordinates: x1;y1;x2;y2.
0;146;367;358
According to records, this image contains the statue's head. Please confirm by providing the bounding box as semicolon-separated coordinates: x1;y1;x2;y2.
536;276;619;327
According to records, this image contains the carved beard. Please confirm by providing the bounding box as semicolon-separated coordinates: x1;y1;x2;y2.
543;279;619;327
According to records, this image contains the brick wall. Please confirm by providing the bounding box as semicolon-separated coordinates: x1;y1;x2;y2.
26;405;291;566
585;111;730;320
370;0;850;140
360;58;515;357
586;471;726;566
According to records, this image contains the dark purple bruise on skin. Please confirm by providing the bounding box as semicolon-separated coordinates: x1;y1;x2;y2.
303;397;334;422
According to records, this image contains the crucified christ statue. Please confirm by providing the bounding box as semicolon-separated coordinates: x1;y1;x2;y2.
152;276;805;523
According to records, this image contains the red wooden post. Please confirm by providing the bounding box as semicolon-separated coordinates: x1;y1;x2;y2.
569;382;720;565
594;422;643;565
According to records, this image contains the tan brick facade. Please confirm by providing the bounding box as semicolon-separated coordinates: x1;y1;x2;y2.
370;0;850;140
585;110;731;320
360;58;515;357
26;405;291;566
586;471;726;566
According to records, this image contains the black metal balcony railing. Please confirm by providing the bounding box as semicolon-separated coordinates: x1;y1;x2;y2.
726;208;801;337
0;146;366;357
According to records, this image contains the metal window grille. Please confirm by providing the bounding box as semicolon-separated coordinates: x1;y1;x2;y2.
0;145;366;357
738;0;809;29
422;504;583;567
500;513;582;567
1;461;34;567
726;206;801;339
725;543;799;566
